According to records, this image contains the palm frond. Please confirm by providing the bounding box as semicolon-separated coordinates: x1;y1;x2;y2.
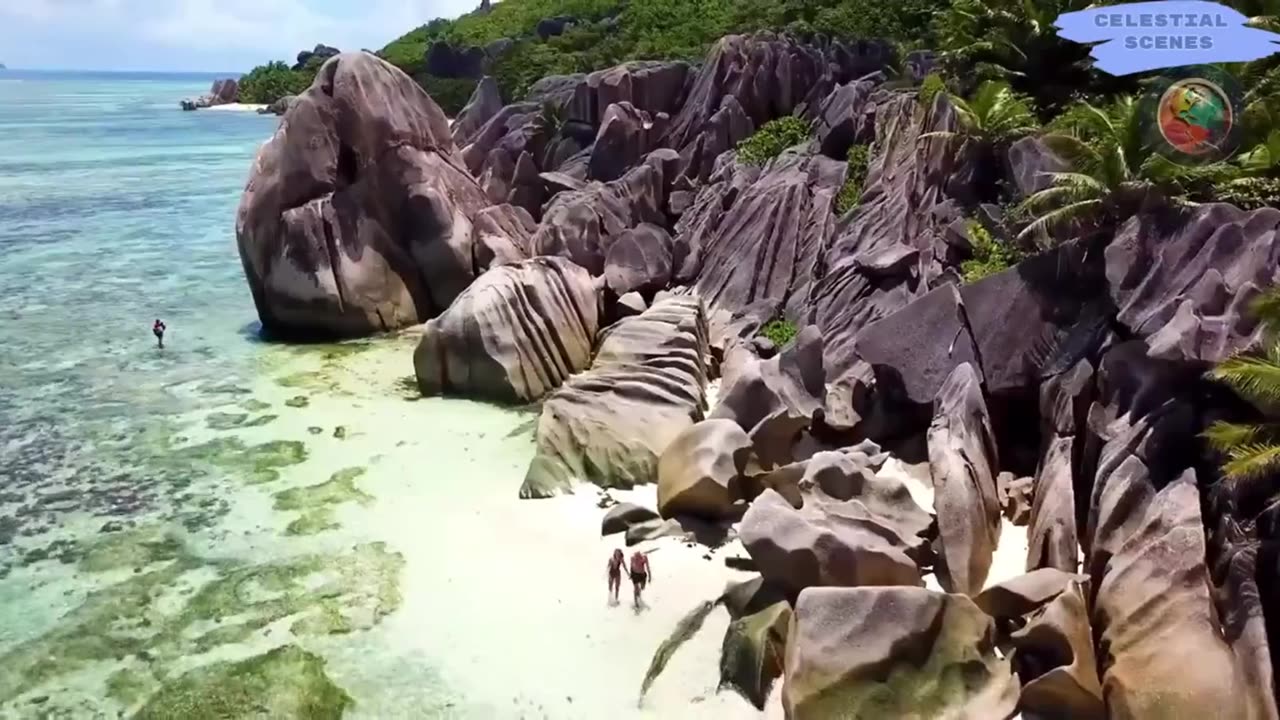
1202;420;1274;453
1251;288;1280;328
1016;198;1102;240
1221;442;1280;480
1207;353;1280;408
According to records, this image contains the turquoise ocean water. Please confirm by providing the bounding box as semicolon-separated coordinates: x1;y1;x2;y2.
0;71;500;717
0;72;753;720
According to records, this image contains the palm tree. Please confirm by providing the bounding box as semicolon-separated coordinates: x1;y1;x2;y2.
931;0;1128;117
1205;288;1280;480
922;80;1040;149
1014;95;1231;243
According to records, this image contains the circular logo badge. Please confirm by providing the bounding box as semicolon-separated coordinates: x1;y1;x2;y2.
1142;66;1242;166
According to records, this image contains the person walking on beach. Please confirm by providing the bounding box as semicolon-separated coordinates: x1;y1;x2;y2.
629;550;651;609
152;319;166;349
607;549;625;605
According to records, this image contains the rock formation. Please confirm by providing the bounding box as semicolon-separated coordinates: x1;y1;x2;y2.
236;52;489;338
236;29;1280;719
521;296;710;497
413;256;598;403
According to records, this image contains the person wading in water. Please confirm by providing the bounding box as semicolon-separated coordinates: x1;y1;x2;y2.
629;550;651;609
152;319;166;349
607;549;625;605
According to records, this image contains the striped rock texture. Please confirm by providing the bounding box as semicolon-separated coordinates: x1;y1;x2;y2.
413;256;599;404
521;295;710;497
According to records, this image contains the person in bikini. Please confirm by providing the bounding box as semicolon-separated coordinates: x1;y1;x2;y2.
629;550;651;609
152;319;166;349
607;549;625;605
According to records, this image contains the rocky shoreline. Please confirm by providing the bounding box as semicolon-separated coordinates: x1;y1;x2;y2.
233;37;1280;719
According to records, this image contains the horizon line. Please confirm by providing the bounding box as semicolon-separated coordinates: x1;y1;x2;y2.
1;66;248;77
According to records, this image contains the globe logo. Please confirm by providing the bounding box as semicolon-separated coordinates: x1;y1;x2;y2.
1141;65;1243;165
1157;78;1233;156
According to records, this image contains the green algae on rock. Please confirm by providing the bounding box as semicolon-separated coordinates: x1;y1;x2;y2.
77;528;184;573
274;467;372;513
279;468;376;535
239;398;272;413
205;412;278;430
133;645;352;720
286;509;339;536
0;538;404;709
173;437;308;484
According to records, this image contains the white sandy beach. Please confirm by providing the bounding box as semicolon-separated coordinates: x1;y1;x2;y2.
234;338;1031;719
204;102;270;112
180;335;779;719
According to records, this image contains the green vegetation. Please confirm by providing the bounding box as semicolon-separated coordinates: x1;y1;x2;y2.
919;73;947;109
835;144;870;216
737;117;813;167
238;61;313;104
375;0;950;104
924;81;1038;149
1205;288;1280;480
134;645;352;720
0;534;403;709
417;74;482;116
960;221;1024;283
759;318;800;347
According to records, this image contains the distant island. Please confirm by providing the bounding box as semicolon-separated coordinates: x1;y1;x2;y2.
0;63;7;70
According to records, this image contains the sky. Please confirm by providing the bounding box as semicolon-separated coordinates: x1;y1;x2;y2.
0;0;479;72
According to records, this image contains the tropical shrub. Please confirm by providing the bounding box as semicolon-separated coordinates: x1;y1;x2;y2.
960;220;1024;283
1017;95;1229;242
919;73;947;108
922;80;1039;149
931;0;1122;116
759;318;799;347
737;117;813;166
239;61;313;104
1205;288;1280;480
835;144;870;215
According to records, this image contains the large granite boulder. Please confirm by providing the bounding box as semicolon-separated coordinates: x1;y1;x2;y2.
711;326;825;465
588;102;665;183
854;283;982;409
294;43;339;71
663;33;893;180
1106;204;1280;365
783;586;1019;719
470;203;536;272
958;239;1109;397
739;489;925;596
656;419;753;520
521;297;710;497
1009;580;1104;719
720;600;791;710
531;152;671;275
812;91;982;385
1005;136;1068;199
602;222;673;296
1080;345;1279;719
413;257;598;403
236;52;489;338
683;152;845;333
811;78;878;159
452;76;503;147
208;78;239;105
928;363;1002;595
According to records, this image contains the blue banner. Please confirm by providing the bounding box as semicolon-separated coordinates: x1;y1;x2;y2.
1054;1;1280;75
